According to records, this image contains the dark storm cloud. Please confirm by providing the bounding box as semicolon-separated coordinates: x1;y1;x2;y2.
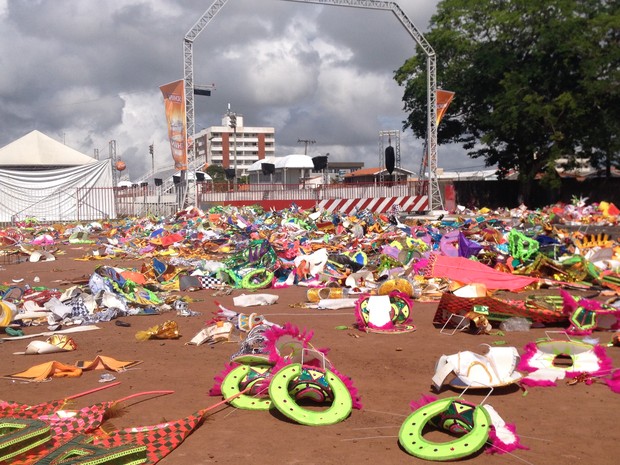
0;0;462;181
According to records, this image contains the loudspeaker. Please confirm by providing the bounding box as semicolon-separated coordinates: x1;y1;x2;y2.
154;178;163;186
312;155;328;171
385;146;395;174
195;172;205;182
261;163;275;175
225;168;236;179
173;175;181;184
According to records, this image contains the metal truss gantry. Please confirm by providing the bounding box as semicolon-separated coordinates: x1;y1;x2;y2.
183;0;442;211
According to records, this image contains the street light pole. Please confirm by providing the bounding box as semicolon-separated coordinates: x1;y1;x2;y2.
228;109;238;191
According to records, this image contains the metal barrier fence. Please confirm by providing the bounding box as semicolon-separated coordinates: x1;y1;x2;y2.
120;181;425;216
195;181;420;204
10;181;425;222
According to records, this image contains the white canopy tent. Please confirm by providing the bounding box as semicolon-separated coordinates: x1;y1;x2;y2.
248;154;316;184
0;130;97;168
0;131;115;222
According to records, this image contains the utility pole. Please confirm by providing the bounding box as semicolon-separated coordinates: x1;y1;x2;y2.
109;140;117;187
227;105;238;190
149;143;154;176
298;138;316;155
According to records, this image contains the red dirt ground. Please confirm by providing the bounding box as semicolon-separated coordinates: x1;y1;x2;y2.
1;243;618;465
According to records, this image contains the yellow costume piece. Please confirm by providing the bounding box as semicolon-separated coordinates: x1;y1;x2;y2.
135;320;180;341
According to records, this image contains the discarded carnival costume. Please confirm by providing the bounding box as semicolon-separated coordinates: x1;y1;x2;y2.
354;291;415;333
432;345;522;390
399;395;526;461
518;338;613;387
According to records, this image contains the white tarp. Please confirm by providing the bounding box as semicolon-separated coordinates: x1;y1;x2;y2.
0;160;115;222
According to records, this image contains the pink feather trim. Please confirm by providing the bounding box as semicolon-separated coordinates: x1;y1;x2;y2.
271;279;292;289
519;378;557;388
329;365;363;409
409;394;438;412
604;369;620;394
486;422;529;455
560;289;578;316
208;362;238;396
591;344;614;376
517;342;539;373
353;293;373;330
263;322;319;365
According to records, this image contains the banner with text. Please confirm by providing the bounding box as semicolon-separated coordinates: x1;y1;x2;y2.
436;90;455;126
160;80;188;171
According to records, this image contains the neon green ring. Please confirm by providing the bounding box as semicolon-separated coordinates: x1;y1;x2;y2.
268;364;353;426
241;268;274;289
219;268;242;287
398;397;490;461
220;364;273;410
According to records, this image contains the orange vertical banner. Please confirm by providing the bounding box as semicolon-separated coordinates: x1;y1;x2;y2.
436;89;455;126
160;80;188;171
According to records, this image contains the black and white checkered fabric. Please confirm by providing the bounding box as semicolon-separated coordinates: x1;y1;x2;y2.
198;275;224;289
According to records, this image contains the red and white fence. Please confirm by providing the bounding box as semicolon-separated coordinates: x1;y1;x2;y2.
5;181;430;223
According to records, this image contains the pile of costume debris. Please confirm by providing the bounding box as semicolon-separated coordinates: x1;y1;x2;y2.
1;199;620;462
1;200;618;333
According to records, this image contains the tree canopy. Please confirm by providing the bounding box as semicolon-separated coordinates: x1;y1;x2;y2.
395;0;619;200
206;164;227;182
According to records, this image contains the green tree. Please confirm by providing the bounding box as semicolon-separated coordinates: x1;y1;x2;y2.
395;0;619;203
206;163;226;182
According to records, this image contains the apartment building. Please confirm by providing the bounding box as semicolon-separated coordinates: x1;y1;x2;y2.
193;114;275;177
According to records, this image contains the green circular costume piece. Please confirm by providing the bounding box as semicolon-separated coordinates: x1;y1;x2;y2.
268;364;353;426
231;353;270;365
218;268;242;287
241;268;274;290
398;397;490;461
221;364;273;410
391;293;412;323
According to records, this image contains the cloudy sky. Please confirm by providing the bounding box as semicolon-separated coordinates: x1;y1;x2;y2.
0;0;474;181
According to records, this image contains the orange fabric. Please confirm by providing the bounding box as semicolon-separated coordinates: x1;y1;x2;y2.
75;355;142;372
151;232;184;247
5;361;82;382
120;270;147;285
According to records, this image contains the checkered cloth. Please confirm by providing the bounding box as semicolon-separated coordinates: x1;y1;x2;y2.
198;275;224;289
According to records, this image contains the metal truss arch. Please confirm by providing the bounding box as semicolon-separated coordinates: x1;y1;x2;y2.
183;0;441;210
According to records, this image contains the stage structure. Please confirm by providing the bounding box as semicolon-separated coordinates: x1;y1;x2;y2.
183;0;442;211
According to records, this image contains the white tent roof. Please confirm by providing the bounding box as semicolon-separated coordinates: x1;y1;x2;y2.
0;130;96;167
248;156;276;172
248;154;314;172
275;154;314;169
